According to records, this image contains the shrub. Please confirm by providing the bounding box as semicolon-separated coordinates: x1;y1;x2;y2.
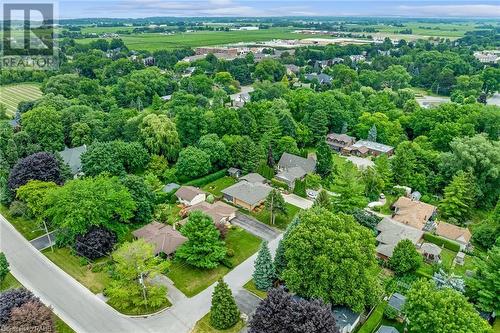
74;227;117;260
271;178;288;190
184;169;227;187
384;305;399;320
423;233;461;252
0;288;36;325
293;179;306;197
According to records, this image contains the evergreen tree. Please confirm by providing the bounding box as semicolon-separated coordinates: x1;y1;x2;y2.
274;217;300;278
293;179;306;197
313;190;331;210
210;279;240;330
439;171;476;225
265;189;287;225
367;124;377;142
0;252;9;283
316;141;332;177
267;144;275;167
467;245;500;313
374;154;393;191
341;122;348;134
253;241;275;291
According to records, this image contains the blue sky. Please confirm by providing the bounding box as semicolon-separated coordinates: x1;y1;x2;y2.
56;0;500;19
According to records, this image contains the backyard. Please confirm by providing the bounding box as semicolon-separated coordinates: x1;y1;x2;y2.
417;247;475;278
168;227;261;297
202;176;236;198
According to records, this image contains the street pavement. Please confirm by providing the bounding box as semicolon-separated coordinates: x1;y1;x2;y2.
0;213;282;333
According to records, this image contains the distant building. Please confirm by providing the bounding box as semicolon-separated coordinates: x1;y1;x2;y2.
59;145;87;175
342;140;394;157
304;73;332;85
230;91;251;108
392;197;437;230
175;186;206;206
142;56;155;66
276;152;316;189
285;64;300;75
473;50;500;64
326;133;356;152
349;54;366;63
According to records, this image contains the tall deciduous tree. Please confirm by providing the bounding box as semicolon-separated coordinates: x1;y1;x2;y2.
264;190;287;225
316;141;332;178
404;279;492;333
21;106;64;152
253;241;275;291
210;279;240;330
439;171;476;225
176;212;227;269
249;288;339;333
389;239;422;276
282;208;380;312
106;239;170;312
176;146;211;180
140;113;181;161
8;152;64;191
274;217;300;279
467;245;500;313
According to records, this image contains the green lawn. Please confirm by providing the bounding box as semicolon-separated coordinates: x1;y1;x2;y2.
0;83;42;116
493;319;500;333
42;247;111;294
202;177;236;198
168;227;261;297
0;205;46;240
243;279;267;299
249;203;300;230
417;248;475;278
54;316;76;333
191;312;245;333
357;301;387;333
109;297;171;316
0;272;22;291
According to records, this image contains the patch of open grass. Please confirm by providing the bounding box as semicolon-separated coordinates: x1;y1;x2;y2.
0;205;45;240
168;227;260;297
109;297;171;316
0;83;42;116
243;279;267;299
0;272;22;291
54;316;76;333
249;203;300;230
42;247;111;294
191;312;245;333
357;301;387;333
202;176;236;198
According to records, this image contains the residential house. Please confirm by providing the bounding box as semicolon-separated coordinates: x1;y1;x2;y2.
332;306;361;333
184;201;237;225
221;181;272;211
342;140;394;157
387;293;406;315
143;56;155;66
285;64;300;75
421;242;441;263
227;167;242;179
240;172;266;184
175;186;206;206
161;95;172;101
376;326;399;333
132;222;187;256
304;73;332;85
435;222;472;250
376;217;424;259
349;54;366;63
392;197;437;230
326;133;356;152
230;91;251;108
473;50;500;64
276;152;316;189
59;145;87;176
162;183;180;194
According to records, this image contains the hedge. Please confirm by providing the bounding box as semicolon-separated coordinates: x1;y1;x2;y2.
271;178;288;190
423;232;461;252
357;301;387;333
184;169;227;187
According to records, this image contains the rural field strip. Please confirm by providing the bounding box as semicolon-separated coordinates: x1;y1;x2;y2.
0;85;42;114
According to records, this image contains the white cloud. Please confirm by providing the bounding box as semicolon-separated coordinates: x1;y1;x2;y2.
397;4;500;17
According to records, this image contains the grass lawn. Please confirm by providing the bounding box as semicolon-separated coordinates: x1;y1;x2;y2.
243;279;267;299
0;83;42;116
202;177;236;198
493;319;500;333
191;312;245;333
0;205;46;240
168;227;261;297
0;272;22;291
109;297;171;316
249;203;300;230
357;301;387;333
54;316;76;333
417;248;475;278
42;247;111;294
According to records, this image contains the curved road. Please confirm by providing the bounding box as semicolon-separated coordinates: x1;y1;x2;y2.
0;214;281;333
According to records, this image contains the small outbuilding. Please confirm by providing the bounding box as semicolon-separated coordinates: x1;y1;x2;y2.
175;186;206;206
376;326;399;333
227;167;242;179
421;242;442;263
332;306;361;333
240;172;266;184
387;293;406;313
454;252;466;266
162;183;180;193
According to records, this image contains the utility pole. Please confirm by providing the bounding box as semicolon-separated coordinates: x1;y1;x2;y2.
42;219;53;252
139;271;148;310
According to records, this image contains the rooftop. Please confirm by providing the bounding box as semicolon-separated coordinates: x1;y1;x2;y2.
59;145;87;174
278;152;316;174
175;186;206;201
388;293;406;312
221;181;272;206
132;222;187;255
377;326;399;333
435;222;471;244
352;140;394;153
186;201;237;224
376;217;424;258
421;242;442;256
392;197;437;230
240;172;266;184
332;306;361;331
163;183;180;193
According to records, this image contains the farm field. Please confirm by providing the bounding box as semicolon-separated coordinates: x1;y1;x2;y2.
0;83;42;116
77;28;319;51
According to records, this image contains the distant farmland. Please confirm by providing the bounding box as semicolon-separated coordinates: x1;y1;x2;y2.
77;28;316;51
0;84;42;116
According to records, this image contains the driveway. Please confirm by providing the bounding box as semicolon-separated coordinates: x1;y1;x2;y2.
282;194;313;209
232;212;280;241
30;231;57;251
1;213;283;333
234;289;261;316
343;156;374;169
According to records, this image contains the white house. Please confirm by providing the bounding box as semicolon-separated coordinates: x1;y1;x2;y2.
175;186;206;206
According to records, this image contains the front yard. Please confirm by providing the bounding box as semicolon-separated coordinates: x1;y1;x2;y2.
0;205;45;240
249;203;300;230
191;312;245;333
202;177;237;198
243;279;267;299
168;227;261;297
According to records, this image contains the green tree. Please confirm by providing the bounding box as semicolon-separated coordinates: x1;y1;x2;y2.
467;245;500;313
176;146;211;179
253;241;275;291
210;279;240;330
389;239;422;276
293;179;306;198
283;208;380;312
362;167;384;201
106;239;170;312
374;155;393;190
330;161;367;212
404;279;492;333
254;59;286;82
140;113;180;161
274;217;300;279
316;141;332;178
44;176;135;245
21;106;64;152
264;189;287;225
313;190;332;210
15;180;57;219
176;212;227;269
197;134;228;170
176;106;207;146
0;252;9;283
439;171;476;225
382;65;411;90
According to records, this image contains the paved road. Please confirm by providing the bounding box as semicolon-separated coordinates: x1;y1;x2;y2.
30;231;57;250
0;213;282;333
283;193;313;209
232;212;280;241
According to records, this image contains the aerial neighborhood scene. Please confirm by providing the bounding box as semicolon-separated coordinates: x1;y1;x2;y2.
1;1;500;332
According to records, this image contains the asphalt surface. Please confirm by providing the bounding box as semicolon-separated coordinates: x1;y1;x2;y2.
0;213;282;333
232;212;280;241
30;231;57;250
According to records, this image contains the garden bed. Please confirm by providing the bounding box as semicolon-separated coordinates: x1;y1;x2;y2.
243;279;268;299
191;312;245;333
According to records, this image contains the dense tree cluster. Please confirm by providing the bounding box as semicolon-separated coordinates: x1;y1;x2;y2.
74;226;117;260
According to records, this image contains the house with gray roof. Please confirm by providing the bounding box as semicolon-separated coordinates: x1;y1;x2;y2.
342;140;394;157
240;172;266;184
305;73;332;85
221;181;272;211
59;145;87;175
276;152;316;189
376;326;399;333
376;217;424;259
